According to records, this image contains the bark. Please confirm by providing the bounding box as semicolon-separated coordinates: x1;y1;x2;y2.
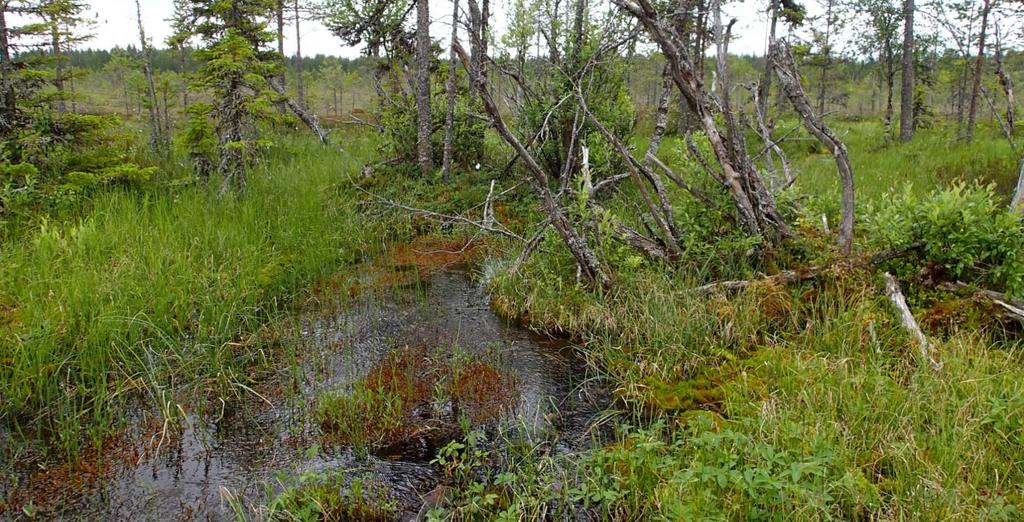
965;0;991;143
454;37;611;289
218;76;247;195
938;281;1024;323
757;0;779;119
646;65;673;161
748;83;792;189
48;18;64;113
577;88;682;259
136;0;164;153
268;76;328;143
899;0;914;142
1010;159;1024;213
884;273;942;370
0;6;15;135
994;24;1015;130
883;43;895;141
442;0;459;182
816;0;835;116
415;0;433;173
771;40;855;254
293;0;305;108
276;0;285;114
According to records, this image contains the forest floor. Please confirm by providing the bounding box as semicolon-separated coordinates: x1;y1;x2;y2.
1;122;1023;520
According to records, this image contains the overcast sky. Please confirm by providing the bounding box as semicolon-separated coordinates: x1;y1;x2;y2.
87;0;824;58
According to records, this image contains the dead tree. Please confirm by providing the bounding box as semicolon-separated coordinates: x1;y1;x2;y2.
899;0;914;142
993;21;1015;131
453;24;611;288
268;77;329;143
616;0;792;243
293;0;306;108
771;40;855;254
135;0;166;154
1011;160;1024;212
442;0;459;182
884;273;942;370
415;0;433;173
965;0;992;143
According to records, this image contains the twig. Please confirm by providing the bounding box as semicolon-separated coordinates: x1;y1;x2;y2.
352;180;525;242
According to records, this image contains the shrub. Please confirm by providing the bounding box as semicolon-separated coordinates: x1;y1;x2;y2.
866;182;1024;297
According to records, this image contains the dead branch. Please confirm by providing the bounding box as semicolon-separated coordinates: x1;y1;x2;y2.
692;265;823;295
770;40;855;255
695;241;925;296
573;85;682;259
613;0;792;241
454;36;611;289
884;273;942;371
268;77;329;144
937;281;1024;323
350;178;524;241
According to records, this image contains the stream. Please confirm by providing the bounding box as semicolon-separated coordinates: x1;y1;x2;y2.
2;268;608;520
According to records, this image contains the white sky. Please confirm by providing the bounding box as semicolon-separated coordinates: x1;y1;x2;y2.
87;0;824;58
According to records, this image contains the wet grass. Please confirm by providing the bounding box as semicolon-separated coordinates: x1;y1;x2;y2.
0;131;383;458
5;118;1024;518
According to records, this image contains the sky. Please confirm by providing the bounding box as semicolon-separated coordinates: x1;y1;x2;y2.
87;0;823;58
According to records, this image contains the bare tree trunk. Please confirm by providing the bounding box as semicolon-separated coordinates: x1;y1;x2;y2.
294;0;305;108
756;0;779;119
994;22;1015;130
965;0;991;142
816;0;834;115
135;0;164;152
646;65;673;160
415;0;433;174
442;0;459;182
883;45;895;141
276;0;286;114
50;18;65;114
0;6;15;135
218;76;247;194
899;0;914;142
884;273;942;370
1010;160;1024;212
617;0;791;241
772;40;855;254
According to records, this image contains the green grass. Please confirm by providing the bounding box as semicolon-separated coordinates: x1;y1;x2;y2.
459;122;1024;519
0;131;381;454
788;120;1018;202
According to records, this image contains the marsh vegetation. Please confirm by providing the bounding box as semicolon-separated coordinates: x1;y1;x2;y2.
1;0;1024;519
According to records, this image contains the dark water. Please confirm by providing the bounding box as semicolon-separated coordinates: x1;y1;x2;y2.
2;269;607;520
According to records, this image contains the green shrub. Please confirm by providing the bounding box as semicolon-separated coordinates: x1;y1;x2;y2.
866;182;1024;297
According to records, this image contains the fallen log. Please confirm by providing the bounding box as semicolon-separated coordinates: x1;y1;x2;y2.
937;281;1024;323
884;272;942;371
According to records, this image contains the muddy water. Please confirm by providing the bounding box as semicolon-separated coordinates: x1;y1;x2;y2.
4;269;607;520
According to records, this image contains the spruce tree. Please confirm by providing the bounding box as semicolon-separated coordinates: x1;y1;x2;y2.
175;0;278;193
